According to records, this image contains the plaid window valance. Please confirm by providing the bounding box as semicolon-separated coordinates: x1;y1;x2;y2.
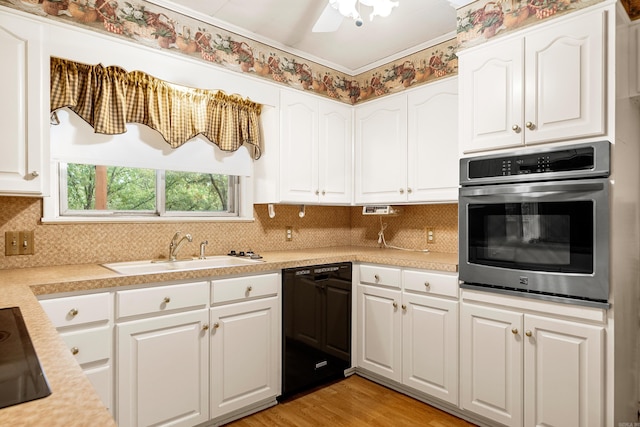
50;57;263;159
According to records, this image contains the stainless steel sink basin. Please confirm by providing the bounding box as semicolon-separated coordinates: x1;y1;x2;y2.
102;256;263;275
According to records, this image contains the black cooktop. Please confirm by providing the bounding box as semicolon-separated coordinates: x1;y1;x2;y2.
0;307;51;409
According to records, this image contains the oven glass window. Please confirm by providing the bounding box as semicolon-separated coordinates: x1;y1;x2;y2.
467;201;593;273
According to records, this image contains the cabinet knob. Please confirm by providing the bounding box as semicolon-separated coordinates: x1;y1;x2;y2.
246;286;253;292
202;324;209;331
70;346;79;355
68;308;78;317
424;281;430;288
525;330;532;337
525;121;535;130
163;296;171;304
315;190;320;195
213;322;220;329
374;274;380;282
399;188;404;194
392;301;398;309
322;190;326;196
512;124;521;133
401;304;407;311
407;188;412;194
30;171;39;178
511;328;519;335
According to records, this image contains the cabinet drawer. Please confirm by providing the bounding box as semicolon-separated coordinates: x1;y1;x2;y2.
116;281;208;319
212;273;279;304
40;292;111;328
359;264;401;288
60;325;111;365
403;270;459;298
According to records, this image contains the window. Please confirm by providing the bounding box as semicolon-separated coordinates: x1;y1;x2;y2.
59;163;238;218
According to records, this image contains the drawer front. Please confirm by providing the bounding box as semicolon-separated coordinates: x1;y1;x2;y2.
212;273;279;304
359;264;401;288
116;281;208;319
60;326;111;365
40;292;111;328
403;269;459;298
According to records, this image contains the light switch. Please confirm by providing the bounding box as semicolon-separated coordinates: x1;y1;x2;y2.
18;230;34;255
5;231;19;256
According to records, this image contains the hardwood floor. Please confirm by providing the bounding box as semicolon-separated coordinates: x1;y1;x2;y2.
226;375;476;426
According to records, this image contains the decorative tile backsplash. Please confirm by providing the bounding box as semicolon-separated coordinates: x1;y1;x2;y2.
0;197;458;270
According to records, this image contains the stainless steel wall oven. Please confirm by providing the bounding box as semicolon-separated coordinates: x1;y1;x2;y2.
459;141;610;307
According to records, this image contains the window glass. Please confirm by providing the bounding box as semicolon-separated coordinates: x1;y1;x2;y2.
60;163;237;217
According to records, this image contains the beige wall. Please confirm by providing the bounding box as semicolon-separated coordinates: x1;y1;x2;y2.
0;197;457;270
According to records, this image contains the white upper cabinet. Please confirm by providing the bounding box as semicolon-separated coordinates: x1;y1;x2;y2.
407;78;458;202
355;94;408;204
278;89;352;204
459;9;606;154
0;14;49;196
355;78;458;204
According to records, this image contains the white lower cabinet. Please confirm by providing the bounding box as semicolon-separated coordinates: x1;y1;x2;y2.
460;302;605;427
210;273;280;422
356;264;459;406
39;292;114;414
116;281;210;427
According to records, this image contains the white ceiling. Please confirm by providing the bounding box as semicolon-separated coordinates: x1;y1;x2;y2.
150;0;459;74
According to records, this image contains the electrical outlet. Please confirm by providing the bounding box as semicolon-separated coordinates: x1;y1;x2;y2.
286;226;293;242
19;230;34;255
426;227;435;244
5;231;19;256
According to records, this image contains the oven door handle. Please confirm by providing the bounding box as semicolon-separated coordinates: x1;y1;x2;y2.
460;182;605;197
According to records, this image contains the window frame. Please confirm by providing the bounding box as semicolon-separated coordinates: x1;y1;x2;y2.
43;162;254;223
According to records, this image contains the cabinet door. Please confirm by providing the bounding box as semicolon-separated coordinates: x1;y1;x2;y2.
524;10;605;144
318;100;352;204
460;303;523;427
459;37;524;154
210;296;280;420
117;310;209;427
407;78;458;202
402;292;458;405
356;284;402;382
0;15;48;195
524;315;604;427
354;95;408;203
280;90;318;203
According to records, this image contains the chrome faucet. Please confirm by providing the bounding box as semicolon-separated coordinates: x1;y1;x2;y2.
169;231;192;261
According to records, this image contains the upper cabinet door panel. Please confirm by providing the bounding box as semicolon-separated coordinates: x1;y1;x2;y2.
459;37;524;153
407;78;458;202
319;101;352;204
279;90;319;202
355;96;407;203
524;10;605;144
0;15;47;196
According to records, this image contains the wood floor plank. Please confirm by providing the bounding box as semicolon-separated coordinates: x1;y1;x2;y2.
226;375;476;426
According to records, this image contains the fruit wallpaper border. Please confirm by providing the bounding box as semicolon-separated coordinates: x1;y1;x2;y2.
456;0;606;50
0;0;458;105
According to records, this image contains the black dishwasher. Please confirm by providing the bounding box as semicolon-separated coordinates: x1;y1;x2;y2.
280;262;352;401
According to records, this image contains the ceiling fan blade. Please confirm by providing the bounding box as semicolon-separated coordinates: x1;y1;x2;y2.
312;3;344;33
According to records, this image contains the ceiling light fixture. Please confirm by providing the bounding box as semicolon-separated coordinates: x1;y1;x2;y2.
329;0;399;27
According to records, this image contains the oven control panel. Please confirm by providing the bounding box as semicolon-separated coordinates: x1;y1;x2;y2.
461;141;612;185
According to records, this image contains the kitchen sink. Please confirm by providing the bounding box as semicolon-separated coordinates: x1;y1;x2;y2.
102;255;264;275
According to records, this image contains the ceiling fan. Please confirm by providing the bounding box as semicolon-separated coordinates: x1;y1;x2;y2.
312;0;400;32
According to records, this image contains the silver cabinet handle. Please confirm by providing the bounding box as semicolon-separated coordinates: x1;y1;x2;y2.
511;328;518;335
525;330;532;337
68;308;78;317
525;121;535;130
246;286;253;292
512;124;521;133
401;304;407;311
315;190;319;195
163;297;171;304
392;301;398;309
374;274;380;282
407;188;412;194
213;322;220;329
71;346;79;355
424;281;430;288
399;188;404;194
30;171;39;177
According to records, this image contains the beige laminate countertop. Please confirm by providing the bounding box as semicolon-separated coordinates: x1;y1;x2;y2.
0;246;457;426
